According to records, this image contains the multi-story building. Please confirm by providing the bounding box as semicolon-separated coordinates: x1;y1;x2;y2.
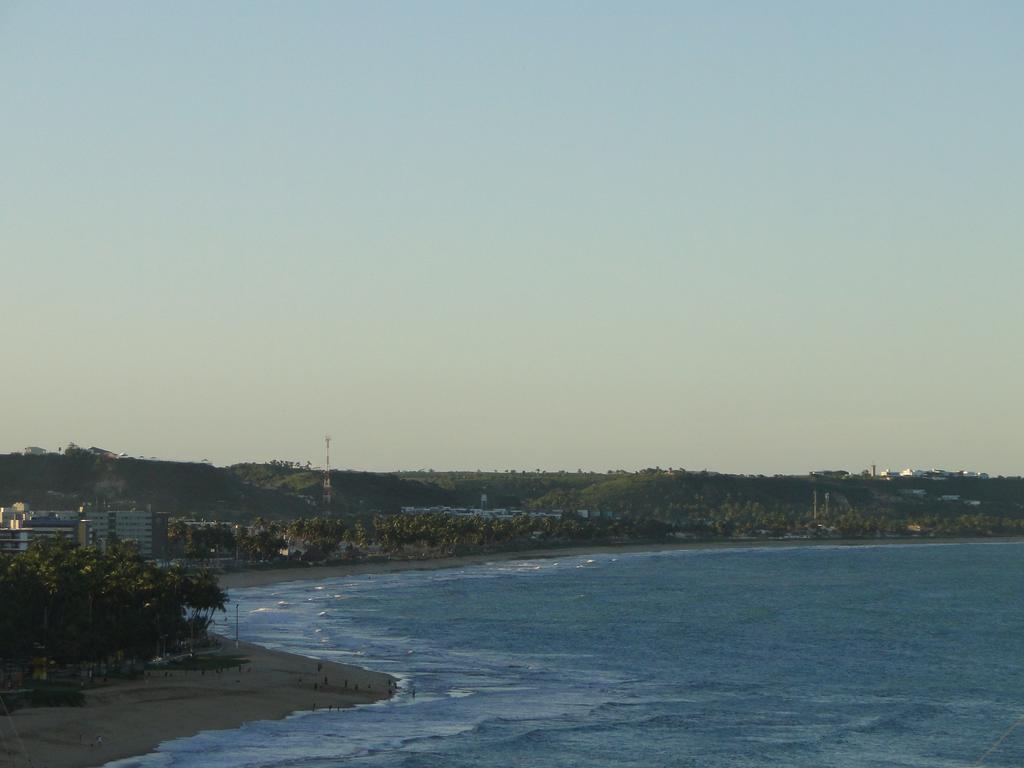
85;510;169;559
0;528;31;554
0;515;90;554
0;502;31;528
0;504;168;559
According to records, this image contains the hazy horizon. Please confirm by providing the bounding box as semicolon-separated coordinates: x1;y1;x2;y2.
3;3;1021;475
0;442;1011;479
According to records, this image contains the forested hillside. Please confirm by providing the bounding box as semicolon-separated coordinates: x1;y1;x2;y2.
4;453;1024;533
229;463;453;514
0;452;307;519
402;468;1024;522
0;454;452;521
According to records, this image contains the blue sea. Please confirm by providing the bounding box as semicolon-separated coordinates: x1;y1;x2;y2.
108;542;1024;767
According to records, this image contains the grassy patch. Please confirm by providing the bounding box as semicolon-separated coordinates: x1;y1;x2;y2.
157;654;250;672
30;686;85;707
16;682;87;708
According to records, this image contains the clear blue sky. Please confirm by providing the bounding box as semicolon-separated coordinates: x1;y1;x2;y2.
2;2;1021;474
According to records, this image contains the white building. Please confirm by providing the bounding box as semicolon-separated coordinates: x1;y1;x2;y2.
399;506;562;520
86;509;168;559
1;504;167;558
0;515;90;554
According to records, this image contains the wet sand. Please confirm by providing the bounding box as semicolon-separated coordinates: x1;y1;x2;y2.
0;638;394;768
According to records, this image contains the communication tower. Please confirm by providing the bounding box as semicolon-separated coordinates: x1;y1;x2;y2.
323;435;332;513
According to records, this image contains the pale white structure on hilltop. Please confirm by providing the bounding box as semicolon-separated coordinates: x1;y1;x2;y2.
399;505;563;520
879;468;989;480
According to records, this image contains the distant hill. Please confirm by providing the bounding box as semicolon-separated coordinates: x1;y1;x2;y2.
398;469;1024;523
229;463;453;515
0;453;454;521
536;470;1024;522
3;453;1023;527
0;452;308;520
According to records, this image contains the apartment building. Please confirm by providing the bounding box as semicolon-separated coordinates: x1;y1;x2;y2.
0;504;168;559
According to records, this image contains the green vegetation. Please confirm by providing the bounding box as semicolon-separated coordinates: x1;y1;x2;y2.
168;519;239;560
0;453;452;521
165;512;672;563
0;681;88;710
374;512;673;555
26;682;85;708
0;538;227;666
158;654;249;672
4;454;1024;548
230;463;451;516
195;509;669;558
0;452;310;521
394;469;601;510
167;517;362;562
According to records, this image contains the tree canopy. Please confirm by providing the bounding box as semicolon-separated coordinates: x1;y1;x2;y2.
0;539;226;665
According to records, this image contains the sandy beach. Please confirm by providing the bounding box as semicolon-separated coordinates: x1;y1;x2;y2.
0;638;394;768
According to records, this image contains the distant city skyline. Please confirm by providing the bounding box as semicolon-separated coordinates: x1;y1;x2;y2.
3;4;1022;476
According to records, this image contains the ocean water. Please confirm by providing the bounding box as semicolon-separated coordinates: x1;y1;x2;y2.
108;542;1024;767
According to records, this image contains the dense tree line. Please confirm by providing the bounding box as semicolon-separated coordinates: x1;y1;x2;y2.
669;503;1024;540
373;513;674;555
168;504;1024;571
169;517;373;562
825;511;1024;538
168;519;238;560
0;539;226;665
168;513;675;563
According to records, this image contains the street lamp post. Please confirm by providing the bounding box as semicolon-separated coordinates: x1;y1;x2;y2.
235;602;239;648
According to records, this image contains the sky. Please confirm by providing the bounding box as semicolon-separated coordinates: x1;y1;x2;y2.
2;2;1022;474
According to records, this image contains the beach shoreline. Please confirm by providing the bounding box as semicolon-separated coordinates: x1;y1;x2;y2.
5;536;1018;768
0;638;394;768
217;535;1024;589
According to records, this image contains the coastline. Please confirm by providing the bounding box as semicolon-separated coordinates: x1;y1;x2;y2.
5;536;1018;768
218;535;1024;589
0;638;394;768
